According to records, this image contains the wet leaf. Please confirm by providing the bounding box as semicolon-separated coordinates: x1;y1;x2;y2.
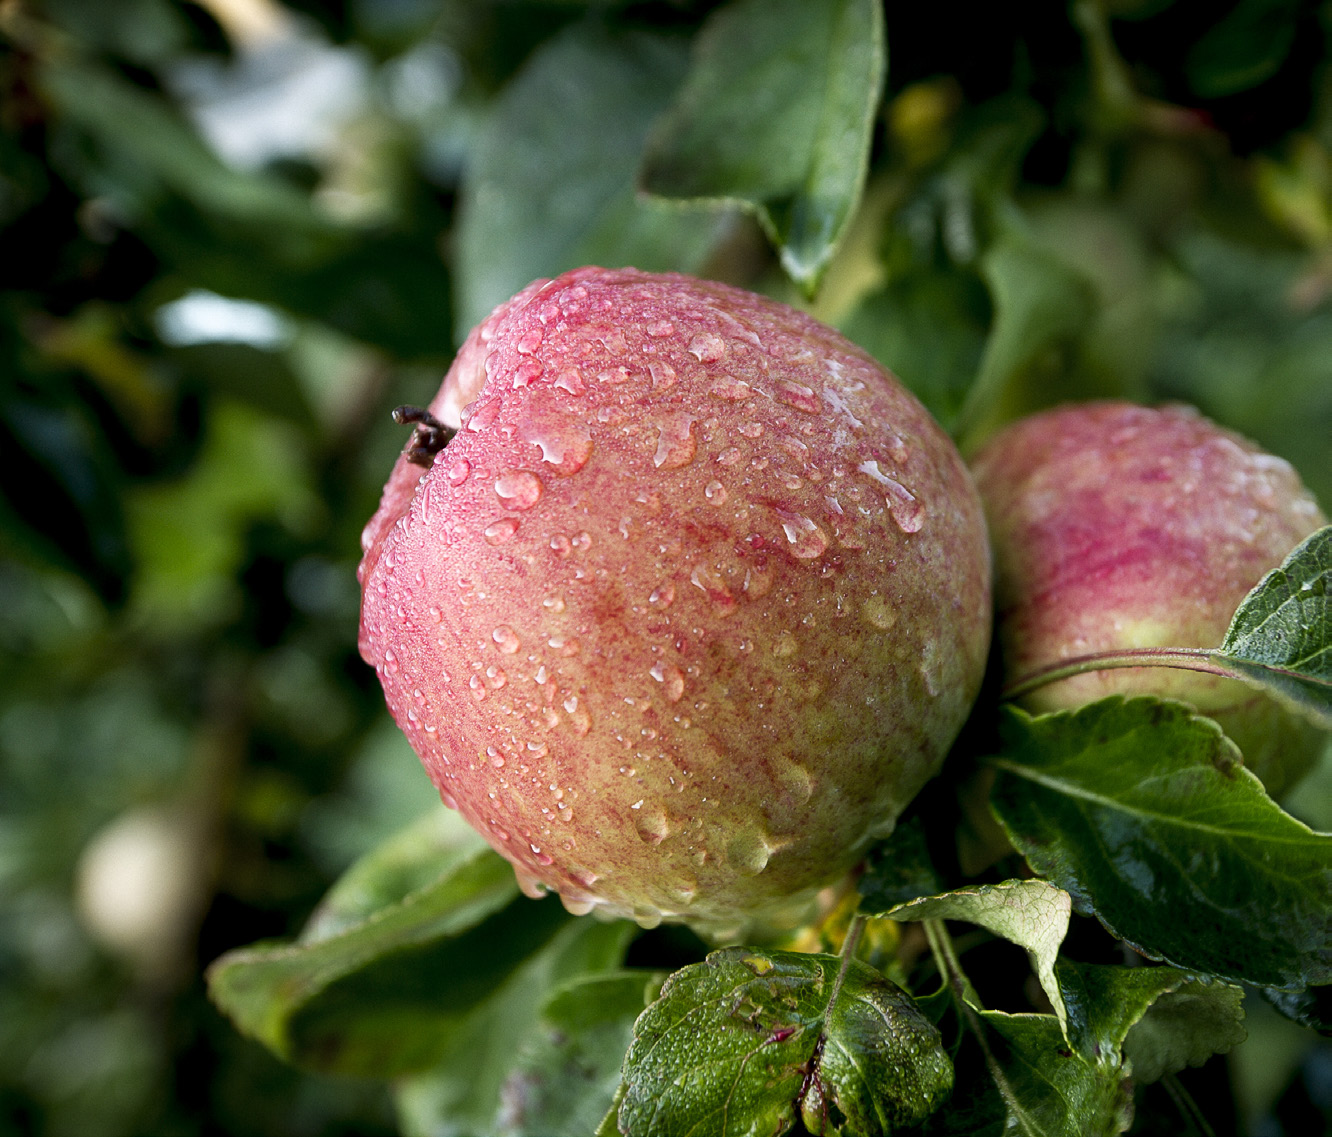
881;880;1072;1036
394;919;636;1137
1212;524;1332;729
613;947;952;1137
497;971;663;1137
986;697;1332;989
933;1011;1131;1137
1057;961;1246;1082
640;0;884;292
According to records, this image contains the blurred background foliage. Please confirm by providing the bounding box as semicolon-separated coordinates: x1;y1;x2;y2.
1;0;1330;1133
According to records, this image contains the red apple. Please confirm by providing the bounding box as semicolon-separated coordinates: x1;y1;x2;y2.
359;267;991;937
972;401;1326;795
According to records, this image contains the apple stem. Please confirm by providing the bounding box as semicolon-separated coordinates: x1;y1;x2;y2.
1002;646;1230;702
392;404;455;467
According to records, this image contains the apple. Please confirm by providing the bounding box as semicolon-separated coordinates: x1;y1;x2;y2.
358;267;991;938
971;400;1327;795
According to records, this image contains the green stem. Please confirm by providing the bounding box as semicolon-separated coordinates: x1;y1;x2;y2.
923;919;1042;1133
1002;646;1231;702
826;914;867;1013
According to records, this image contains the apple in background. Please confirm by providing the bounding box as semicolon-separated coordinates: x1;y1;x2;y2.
971;400;1327;796
358;267;991;939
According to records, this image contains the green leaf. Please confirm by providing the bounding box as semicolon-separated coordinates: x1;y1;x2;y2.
614;947;953;1137
1260;983;1332;1035
955;237;1095;451
935;1012;1131;1137
1213;524;1332;730
456;22;731;337
301;806;488;944
882;881;1072;1037
987;697;1332;989
395;918;636;1137
1184;0;1302;99
1056;961;1246;1082
497;971;664;1137
639;0;885;292
208;833;592;1076
854;814;945;914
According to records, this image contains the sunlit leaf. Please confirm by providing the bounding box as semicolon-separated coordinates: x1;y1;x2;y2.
882;880;1071;1036
640;0;885;292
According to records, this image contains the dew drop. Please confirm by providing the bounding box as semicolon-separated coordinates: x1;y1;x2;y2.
483;517;519;545
554;367;585;395
521;418;593;475
726;830;771;875
542;594;566;613
492;625;520;654
774;380;821;414
646;319;674;337
653;414;697;469
494;470;543;511
633;906;663;930
690;565;737;614
650;662;686;703
562;895;597;916
634;804;670;844
649;360;676;390
775;757;813;804
738;421;764;439
512;357;543;388
469;675;487;701
515;326;544;354
778;512;830;559
550;534;572;558
704;480;728;506
862;595;897;630
649;582;676;609
446;458;472;486
709;376;753;401
689;331;726;362
772;631;798;659
464;398;500;433
515;868;548;899
601;328;628;355
597;365;630;385
717;447;744;467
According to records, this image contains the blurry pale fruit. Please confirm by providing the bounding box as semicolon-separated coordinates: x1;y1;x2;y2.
358;267;991;936
972;401;1326;795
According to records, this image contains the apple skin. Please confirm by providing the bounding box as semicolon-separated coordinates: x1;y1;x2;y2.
971;401;1326;796
358;267;991;937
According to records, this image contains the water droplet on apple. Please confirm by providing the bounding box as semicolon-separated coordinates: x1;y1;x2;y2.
772;631;798;659
446;458;471;486
519;417;593;475
646;319;674;337
653;414;697;469
726;829;771;875
778;512;829;559
494;470;543;510
554;367;584;395
704;480;728;506
483;517;519;545
649;581;675;609
650;662;686;702
689;331;726;361
862;595;897;630
649;360;676;390
492;625;520;653
634;804;669;844
774;380;821;414
515;326;544;354
738;421;764;439
469;675;487;701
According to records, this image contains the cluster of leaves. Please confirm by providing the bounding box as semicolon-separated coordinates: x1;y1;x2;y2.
3;0;1331;1134
208;526;1332;1136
